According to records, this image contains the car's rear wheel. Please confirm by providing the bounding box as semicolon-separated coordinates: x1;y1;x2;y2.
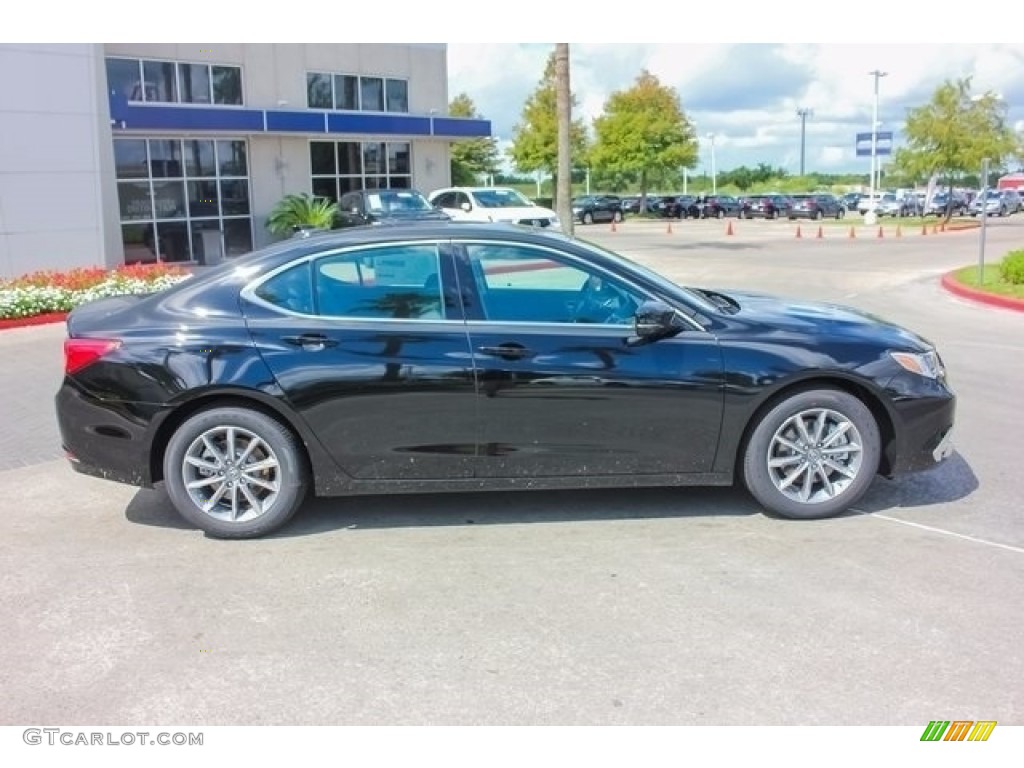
612;210;623;222
163;406;309;538
583;212;594;225
741;389;880;520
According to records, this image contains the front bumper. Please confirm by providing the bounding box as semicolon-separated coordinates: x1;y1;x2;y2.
882;372;957;476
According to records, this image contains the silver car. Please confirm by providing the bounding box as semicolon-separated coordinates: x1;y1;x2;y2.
970;190;1011;217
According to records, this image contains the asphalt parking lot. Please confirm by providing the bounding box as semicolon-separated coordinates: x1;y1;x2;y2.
2;216;1022;726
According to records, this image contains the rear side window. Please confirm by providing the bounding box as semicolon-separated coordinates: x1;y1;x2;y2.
314;244;446;320
253;262;314;315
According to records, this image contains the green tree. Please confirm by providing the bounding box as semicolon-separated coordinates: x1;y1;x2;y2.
588;70;697;210
448;93;500;186
509;51;589;200
895;77;1018;220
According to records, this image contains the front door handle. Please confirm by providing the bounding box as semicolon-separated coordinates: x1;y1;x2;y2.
282;333;338;351
478;344;532;361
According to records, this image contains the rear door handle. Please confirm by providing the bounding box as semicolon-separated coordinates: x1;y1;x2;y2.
478;344;532;361
282;333;338;351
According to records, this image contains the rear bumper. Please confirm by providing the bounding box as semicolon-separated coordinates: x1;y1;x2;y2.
55;381;165;488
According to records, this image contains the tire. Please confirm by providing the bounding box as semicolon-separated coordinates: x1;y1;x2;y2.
163;406;309;538
717;209;725;219
815;210;823;220
583;212;594;225
613;210;623;223
741;388;881;520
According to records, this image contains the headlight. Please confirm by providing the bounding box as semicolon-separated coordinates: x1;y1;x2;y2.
890;349;944;379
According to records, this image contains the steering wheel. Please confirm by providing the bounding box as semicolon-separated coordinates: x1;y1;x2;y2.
572;278;635;324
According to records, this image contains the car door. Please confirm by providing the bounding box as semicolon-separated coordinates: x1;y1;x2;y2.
451;238;724;479
240;239;478;481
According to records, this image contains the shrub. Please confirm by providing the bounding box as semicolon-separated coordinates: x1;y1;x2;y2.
1000;250;1024;285
266;193;339;236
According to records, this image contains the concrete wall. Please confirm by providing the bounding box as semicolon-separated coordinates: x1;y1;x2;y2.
0;44;118;278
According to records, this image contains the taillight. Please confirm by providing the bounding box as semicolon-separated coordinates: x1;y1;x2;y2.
64;338;121;375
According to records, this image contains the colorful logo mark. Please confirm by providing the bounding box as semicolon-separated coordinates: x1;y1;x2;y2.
920;721;996;742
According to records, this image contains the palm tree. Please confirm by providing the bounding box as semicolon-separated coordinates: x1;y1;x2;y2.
266;193;339;237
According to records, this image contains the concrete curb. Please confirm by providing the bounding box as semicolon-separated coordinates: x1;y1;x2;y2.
0;312;68;332
941;271;1024;313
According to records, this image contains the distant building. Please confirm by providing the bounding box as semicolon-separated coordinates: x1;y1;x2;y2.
0;44;490;278
996;173;1024;191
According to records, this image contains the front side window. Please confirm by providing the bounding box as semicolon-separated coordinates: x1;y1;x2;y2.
471;189;533;209
314;245;446;320
463;243;646;325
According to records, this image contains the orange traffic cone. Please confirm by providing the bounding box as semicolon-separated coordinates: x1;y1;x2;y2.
726;220;734;236
816;225;823;239
921;223;928;236
877;226;884;238
795;225;802;239
895;224;902;238
849;226;856;239
940;221;946;233
610;219;617;233
667;220;673;235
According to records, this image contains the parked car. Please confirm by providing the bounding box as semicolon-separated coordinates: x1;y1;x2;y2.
999;188;1021;214
572;195;624;224
699;195;742;218
622;195;660;214
55;221;956;539
841;192;862;212
876;193;916;218
969;189;1010;217
927;192;969;217
654;195;699;219
428;186;561;230
739;195;791;219
334;188;450;228
788;194;846;220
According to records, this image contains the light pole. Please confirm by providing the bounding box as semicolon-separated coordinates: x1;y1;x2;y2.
707;132;717;195
867;70;888;222
796;108;812;176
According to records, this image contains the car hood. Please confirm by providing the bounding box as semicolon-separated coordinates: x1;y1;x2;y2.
699;288;933;351
486;206;558;221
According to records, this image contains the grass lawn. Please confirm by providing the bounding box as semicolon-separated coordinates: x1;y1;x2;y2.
952;264;1024;299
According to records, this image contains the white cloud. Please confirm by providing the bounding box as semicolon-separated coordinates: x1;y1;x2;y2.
448;43;1024;175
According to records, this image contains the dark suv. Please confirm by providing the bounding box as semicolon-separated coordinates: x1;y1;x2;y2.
787;194;846;220
699;195;742;218
335;188;450;229
656;195;700;219
739;195;791;219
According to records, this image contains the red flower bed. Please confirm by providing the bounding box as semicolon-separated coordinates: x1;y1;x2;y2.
2;262;188;290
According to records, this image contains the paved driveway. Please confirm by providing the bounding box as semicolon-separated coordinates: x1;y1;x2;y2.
2;217;1022;725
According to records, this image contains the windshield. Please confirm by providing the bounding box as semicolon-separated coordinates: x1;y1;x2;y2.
364;190;433;213
471;188;534;208
572;237;721;317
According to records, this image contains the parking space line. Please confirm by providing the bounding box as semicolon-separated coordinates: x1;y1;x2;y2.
856;510;1024;555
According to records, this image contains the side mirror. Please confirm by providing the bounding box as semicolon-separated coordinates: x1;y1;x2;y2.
627;301;683;346
461;202;472;212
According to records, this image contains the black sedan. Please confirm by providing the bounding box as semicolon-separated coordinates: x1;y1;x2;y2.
334;188;450;228
55;223;956;538
572;195;624;224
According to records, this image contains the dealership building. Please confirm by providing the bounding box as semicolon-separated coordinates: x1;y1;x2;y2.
0;43;490;278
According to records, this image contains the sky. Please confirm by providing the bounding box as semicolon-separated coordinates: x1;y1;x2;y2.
18;5;1023;179
447;43;1024;177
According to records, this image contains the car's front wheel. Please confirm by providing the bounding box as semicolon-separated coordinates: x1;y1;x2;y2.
163;406;309;538
741;388;881;520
